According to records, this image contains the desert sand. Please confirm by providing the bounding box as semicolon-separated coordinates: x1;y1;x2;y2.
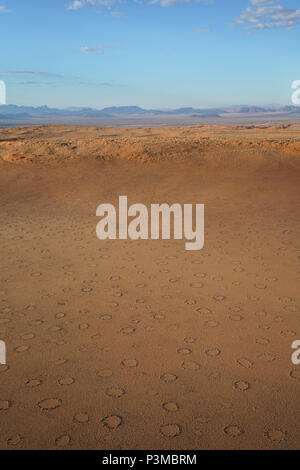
0;123;299;450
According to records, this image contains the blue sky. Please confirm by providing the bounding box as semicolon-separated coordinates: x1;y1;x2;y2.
0;0;300;108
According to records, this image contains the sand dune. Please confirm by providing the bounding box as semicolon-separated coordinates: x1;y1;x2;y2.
0;125;299;450
1;123;300;165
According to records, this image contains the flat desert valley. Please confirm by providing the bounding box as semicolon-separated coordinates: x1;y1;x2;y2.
0;123;299;450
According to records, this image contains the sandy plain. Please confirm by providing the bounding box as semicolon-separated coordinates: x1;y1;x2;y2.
0;123;299;450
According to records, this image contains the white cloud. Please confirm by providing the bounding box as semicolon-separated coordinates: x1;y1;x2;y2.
79;45;124;54
7;70;63;78
234;1;300;30
67;0;213;9
67;0;118;10
150;0;189;6
79;45;103;53
0;5;9;13
250;0;279;5
9;81;41;85
67;0;84;9
150;0;214;6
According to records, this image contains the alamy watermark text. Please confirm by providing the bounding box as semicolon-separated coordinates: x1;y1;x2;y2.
96;196;204;251
0;341;6;365
0;80;6;105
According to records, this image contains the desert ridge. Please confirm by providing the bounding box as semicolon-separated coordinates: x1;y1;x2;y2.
0;124;299;450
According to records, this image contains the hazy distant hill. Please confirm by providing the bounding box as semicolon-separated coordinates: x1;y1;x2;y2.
0;104;299;126
101;106;147;114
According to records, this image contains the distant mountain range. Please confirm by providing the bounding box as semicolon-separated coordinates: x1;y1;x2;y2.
0;104;300;120
0;104;300;128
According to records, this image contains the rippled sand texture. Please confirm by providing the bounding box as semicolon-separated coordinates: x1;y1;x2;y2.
0;124;299;450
